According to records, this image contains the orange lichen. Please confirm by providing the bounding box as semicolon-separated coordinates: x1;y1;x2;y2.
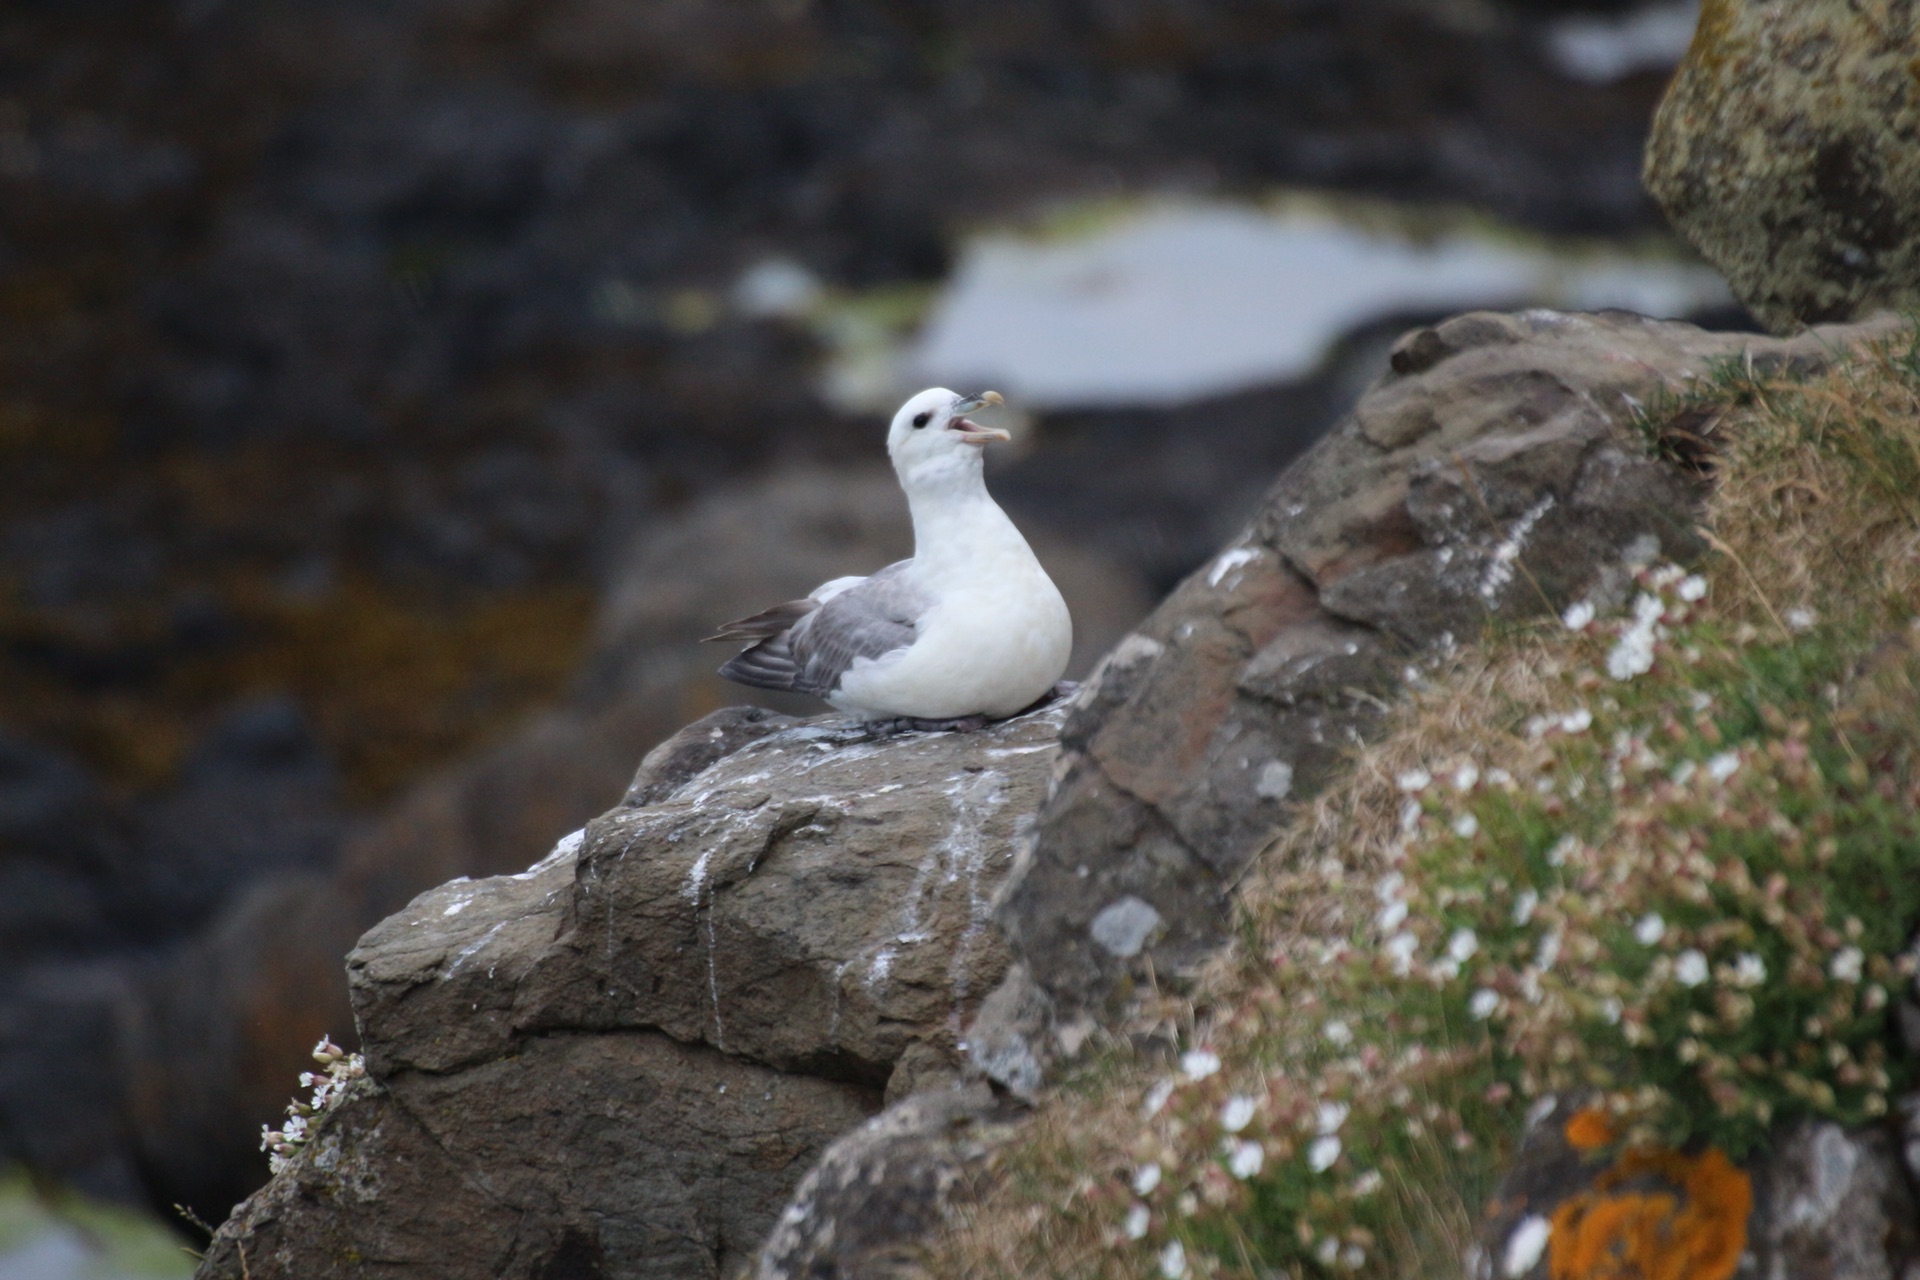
1563;1107;1618;1151
1548;1147;1752;1280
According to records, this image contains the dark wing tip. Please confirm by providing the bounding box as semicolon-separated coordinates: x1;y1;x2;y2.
717;642;804;693
705;599;816;644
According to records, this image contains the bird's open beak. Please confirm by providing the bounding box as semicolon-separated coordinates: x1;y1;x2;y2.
950;390;1010;445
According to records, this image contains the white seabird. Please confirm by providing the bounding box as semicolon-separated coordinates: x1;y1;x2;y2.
709;388;1073;727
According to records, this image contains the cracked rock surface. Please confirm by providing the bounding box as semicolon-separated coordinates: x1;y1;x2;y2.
193;703;1065;1280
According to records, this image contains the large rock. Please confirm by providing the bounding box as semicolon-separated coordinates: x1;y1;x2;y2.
5;461;1149;1225
1645;0;1920;330
975;308;1904;1078
194;701;1068;1280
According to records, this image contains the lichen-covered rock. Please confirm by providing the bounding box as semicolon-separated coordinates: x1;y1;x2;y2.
1477;1098;1920;1280
977;309;1904;1084
194;704;1067;1280
1644;0;1920;330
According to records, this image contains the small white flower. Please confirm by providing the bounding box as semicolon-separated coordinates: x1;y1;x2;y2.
1688;689;1713;711
1731;952;1767;988
1675;949;1709;987
1143;1079;1176;1118
1397;768;1432;793
1453;812;1480;839
1634;913;1666;946
1600;996;1622;1025
1125;1202;1151;1240
1503;1215;1553;1278
1677;575;1707;602
1448;928;1479;964
1707;751;1740;782
1340;1244;1367;1271
1469;988;1500;1020
1512;888;1539;926
1376;871;1405;902
1351;1169;1384;1197
1400;799;1423;833
1181;1049;1221;1081
1670;759;1696;785
1536;930;1563;971
1315;1238;1340;1266
1132;1163;1162;1196
1377;899;1409;932
1560;708;1594;734
1453;763;1481;791
1227;1140;1264;1180
1546;834;1578;866
1386;931;1420;975
1830;947;1865;984
1607;632;1656;681
1784;605;1817;632
1323;1019;1354;1047
1317;1101;1350;1134
1562;601;1595;630
1220;1095;1257;1133
1308;1135;1343;1172
1159;1240;1187;1279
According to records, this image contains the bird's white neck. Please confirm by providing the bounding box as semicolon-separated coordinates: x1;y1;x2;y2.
896;451;1016;576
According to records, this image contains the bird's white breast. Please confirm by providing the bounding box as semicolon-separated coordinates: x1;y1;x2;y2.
829;527;1071;720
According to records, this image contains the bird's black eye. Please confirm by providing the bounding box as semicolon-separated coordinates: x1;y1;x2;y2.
911;412;931;428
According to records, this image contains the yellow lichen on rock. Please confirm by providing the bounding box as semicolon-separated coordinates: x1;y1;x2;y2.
1548;1148;1752;1280
1562;1108;1618;1153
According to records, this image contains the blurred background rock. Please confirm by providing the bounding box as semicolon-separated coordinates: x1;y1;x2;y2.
0;0;1739;1262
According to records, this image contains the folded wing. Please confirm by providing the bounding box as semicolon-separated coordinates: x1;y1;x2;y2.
713;561;928;698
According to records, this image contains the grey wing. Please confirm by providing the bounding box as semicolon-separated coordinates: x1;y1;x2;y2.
784;562;928;697
715;562;927;698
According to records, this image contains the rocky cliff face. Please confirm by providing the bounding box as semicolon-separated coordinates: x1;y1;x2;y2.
195;309;1912;1280
196;703;1065;1280
973;308;1891;1087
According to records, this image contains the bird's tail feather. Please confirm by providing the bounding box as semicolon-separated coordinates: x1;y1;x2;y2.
717;638;804;693
703;598;816;643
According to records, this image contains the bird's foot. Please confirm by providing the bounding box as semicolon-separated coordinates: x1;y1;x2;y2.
864;713;991;737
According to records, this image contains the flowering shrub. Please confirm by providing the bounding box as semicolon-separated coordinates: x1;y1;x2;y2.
941;332;1920;1279
259;1036;366;1175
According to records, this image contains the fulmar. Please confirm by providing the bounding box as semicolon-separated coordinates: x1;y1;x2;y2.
708;388;1073;731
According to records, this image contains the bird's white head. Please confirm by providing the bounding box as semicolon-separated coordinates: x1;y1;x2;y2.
885;387;1010;491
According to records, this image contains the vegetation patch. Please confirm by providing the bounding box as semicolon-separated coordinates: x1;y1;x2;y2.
940;329;1920;1278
